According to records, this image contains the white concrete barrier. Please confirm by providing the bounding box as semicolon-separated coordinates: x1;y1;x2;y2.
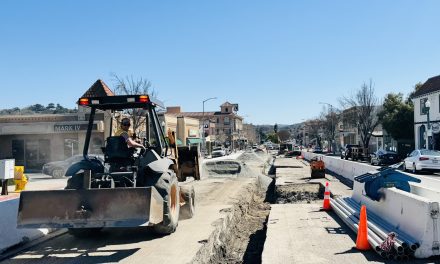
301;151;440;190
0;198;52;253
302;151;440;258
301;152;375;181
353;181;440;258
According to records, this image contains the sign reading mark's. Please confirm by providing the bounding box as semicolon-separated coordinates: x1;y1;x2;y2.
54;124;97;132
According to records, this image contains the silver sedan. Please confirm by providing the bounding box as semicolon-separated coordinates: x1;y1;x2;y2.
403;149;440;174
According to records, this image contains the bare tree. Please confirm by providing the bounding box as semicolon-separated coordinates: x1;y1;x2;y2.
216;130;228;146
111;73;157;135
277;130;291;142
242;123;258;144
319;106;339;152
339;79;380;149
305;118;324;147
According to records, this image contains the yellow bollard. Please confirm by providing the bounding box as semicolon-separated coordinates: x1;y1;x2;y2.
14;166;28;192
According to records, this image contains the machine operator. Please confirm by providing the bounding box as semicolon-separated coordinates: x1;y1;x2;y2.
115;118;145;149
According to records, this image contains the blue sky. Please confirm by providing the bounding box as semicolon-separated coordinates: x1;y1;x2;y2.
1;1;440;125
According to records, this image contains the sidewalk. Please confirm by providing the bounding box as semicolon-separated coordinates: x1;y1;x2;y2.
1;174;67;202
262;157;382;263
0;174;67;254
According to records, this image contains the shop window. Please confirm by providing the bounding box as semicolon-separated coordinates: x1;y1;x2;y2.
91;137;103;154
25;139;49;170
12;140;24;165
64;139;79;158
25;140;38;162
39;139;50;163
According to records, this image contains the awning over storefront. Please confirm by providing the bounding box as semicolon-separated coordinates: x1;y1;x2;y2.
187;138;202;145
176;139;183;146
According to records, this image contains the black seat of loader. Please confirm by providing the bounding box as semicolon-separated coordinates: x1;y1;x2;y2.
105;136;132;162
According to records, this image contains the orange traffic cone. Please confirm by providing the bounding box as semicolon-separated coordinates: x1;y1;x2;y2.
356;205;371;250
322;182;331;210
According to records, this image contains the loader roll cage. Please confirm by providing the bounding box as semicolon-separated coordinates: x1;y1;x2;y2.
78;95;168;159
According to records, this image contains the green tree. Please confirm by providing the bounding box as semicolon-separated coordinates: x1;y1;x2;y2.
46;103;55;110
266;133;279;143
379;93;414;140
408;82;423;101
28;104;46;112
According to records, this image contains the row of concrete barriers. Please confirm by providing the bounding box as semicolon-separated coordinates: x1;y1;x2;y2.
302;151;440;258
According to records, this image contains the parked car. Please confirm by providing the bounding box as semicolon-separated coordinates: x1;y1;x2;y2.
403;149;440;173
370;149;400;166
42;154;104;178
312;146;323;153
340;144;363;160
285;146;302;157
211;147;226;158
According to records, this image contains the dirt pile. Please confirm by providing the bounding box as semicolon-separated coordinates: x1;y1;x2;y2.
204;160;242;175
192;183;271;264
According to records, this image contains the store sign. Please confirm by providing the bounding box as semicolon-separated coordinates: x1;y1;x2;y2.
54;124;97;132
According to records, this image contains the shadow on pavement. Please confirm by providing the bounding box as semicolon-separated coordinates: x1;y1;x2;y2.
2;227;164;264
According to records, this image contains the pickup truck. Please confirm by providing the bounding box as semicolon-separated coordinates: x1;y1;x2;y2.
341;144;366;161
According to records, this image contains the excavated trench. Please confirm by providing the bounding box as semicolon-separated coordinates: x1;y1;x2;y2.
275;183;324;204
193;153;324;264
192;182;271;264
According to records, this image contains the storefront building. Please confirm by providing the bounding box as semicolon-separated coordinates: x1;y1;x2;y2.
0;112;107;171
0;79;114;171
158;113;201;147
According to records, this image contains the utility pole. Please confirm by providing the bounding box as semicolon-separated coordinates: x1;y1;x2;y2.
202;97;217;155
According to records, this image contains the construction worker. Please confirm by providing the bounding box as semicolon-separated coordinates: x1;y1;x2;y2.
115;118;145;149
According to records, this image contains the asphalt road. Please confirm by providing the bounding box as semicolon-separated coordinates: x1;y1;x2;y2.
2;158;257;264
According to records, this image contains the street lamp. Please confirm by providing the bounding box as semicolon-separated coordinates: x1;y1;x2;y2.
319;102;336;154
425;99;431;150
202;97;217;153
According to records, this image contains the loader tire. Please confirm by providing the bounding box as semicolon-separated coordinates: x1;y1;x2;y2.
179;185;195;220
153;171;180;235
65;173;83;189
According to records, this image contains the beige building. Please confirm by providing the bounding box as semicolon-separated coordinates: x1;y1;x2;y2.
158;113;201;146
165;102;244;150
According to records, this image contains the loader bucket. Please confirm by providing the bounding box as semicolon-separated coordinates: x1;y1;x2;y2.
177;145;201;181
17;187;163;229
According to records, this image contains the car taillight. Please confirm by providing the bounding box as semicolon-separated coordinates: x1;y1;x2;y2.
419;157;429;161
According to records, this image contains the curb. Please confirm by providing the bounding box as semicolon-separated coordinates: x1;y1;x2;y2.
0;229;67;261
